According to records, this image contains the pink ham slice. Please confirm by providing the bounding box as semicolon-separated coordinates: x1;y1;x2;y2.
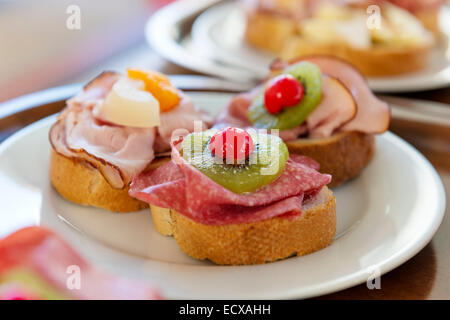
50;120;126;189
306;75;357;138
63;108;156;188
65;71;119;113
155;92;212;153
296;56;391;133
129;144;331;226
215;92;254;129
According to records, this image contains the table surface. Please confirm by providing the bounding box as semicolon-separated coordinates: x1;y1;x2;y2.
0;49;449;300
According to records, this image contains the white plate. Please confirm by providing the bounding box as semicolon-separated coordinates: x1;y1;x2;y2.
148;0;450;92
0;92;446;299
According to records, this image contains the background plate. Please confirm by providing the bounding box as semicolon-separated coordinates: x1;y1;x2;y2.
148;0;450;92
0;91;445;299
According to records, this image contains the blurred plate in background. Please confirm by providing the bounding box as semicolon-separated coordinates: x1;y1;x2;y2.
147;0;450;92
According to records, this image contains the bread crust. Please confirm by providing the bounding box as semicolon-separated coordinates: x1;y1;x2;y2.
150;187;336;265
285;132;375;188
49;148;149;212
245;11;432;76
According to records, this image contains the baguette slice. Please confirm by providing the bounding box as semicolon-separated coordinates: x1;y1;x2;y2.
49;148;169;212
285;131;375;188
279;38;432;77
150;187;336;265
245;11;433;76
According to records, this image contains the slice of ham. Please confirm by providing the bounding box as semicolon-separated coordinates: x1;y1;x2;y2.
129;143;331;226
215;91;254;129
156;92;212;153
0;227;161;300
50;120;127;189
63;108;156;187
306;75;357;138
66;71;119;111
288;56;391;134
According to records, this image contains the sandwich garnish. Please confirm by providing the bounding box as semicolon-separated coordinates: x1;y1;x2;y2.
127;69;180;112
263;74;304;115
94;68;182;128
248;62;322;130
208;127;255;164
180;128;289;194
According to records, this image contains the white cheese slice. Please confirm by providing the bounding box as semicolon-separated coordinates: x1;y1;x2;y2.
97;78;161;128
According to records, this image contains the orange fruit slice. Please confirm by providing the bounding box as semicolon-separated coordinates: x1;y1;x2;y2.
127;68;180;112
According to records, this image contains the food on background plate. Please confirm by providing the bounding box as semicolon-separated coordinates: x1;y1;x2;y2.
387;0;443;33
49;69;211;212
244;0;442;76
129;127;336;265
0;227;161;300
215;56;390;187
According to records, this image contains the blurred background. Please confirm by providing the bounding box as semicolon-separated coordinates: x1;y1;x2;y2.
0;0;174;102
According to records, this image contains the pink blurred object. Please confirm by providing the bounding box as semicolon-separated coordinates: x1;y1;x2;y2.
0;226;162;300
148;0;175;9
0;286;37;300
386;0;444;12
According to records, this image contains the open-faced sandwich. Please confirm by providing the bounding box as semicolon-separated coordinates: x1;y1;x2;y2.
244;0;441;76
129;127;336;265
49;69;211;212
215;56;390;187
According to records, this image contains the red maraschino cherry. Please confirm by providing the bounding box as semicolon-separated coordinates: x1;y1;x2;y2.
264;74;304;114
209;127;254;164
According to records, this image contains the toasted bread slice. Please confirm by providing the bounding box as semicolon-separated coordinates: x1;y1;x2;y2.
149;187;335;265
279;39;432;77
245;11;432;76
285;132;375;188
49;148;169;212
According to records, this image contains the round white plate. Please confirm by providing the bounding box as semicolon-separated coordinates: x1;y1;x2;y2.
0;92;446;299
148;0;450;92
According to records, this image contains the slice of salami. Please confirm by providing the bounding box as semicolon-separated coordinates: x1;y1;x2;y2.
130;145;331;225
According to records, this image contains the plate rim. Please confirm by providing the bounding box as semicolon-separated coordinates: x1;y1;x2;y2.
145;0;259;84
0;93;446;299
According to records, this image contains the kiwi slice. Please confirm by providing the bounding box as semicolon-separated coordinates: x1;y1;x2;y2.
248;62;322;130
180;130;289;194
